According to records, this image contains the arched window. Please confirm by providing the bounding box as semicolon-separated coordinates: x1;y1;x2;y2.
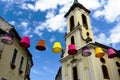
70;16;74;31
100;58;106;64
116;62;120;67
82;14;88;29
73;66;78;80
102;65;110;79
71;36;75;44
118;69;120;77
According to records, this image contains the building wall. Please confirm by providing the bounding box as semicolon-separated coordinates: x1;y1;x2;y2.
61;46;120;80
0;17;33;80
59;2;120;80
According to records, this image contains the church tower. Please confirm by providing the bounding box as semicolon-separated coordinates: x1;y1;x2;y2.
63;0;94;57
56;0;120;80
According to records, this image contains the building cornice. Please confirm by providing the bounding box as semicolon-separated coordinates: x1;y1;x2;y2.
64;3;90;18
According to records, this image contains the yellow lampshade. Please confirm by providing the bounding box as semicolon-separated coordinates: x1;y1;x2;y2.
52;42;62;53
95;47;105;58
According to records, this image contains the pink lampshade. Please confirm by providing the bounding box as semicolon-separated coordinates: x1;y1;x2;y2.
68;44;77;55
82;46;91;57
1;33;14;45
19;36;30;48
107;48;116;58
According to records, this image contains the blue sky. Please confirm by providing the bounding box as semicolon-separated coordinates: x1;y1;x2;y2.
0;0;120;80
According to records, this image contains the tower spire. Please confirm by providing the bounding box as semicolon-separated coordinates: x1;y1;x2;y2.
73;0;79;4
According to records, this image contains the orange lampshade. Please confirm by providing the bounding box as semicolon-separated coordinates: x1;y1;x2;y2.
95;47;105;58
52;42;62;53
36;40;46;51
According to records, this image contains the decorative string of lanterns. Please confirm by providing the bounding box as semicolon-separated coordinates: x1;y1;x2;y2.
1;34;120;59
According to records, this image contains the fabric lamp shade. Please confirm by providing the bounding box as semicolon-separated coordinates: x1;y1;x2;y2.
52;42;62;53
82;46;91;57
19;36;30;48
1;33;14;45
107;48;116;58
68;44;77;55
36;40;46;51
95;47;105;58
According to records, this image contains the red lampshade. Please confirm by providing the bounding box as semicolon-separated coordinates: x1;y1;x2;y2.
19;36;30;48
68;44;77;55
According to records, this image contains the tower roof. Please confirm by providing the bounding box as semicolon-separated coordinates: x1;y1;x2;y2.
64;0;90;18
73;0;79;4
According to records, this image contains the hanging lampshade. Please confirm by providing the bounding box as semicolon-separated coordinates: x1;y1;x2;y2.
68;44;77;55
1;33;14;45
82;46;91;57
52;42;62;53
19;36;30;48
95;47;105;58
36;40;46;51
107;48;116;58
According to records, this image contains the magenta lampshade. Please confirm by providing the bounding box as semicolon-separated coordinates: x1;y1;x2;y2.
19;36;30;48
68;44;77;55
1;33;14;45
107;48;116;58
82;46;91;57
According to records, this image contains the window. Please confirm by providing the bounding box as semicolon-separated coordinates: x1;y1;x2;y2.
118;69;120;77
10;48;17;69
82;14;88;29
0;42;4;59
73;66;78;80
100;58;106;64
116;62;120;67
19;56;24;69
19;56;24;74
102;65;110;79
11;49;17;64
1;78;7;80
71;36;75;44
70;16;74;31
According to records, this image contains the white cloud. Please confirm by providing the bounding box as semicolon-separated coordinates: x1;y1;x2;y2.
34;12;66;34
46;10;56;19
94;33;110;45
9;21;16;26
43;66;55;74
94;22;120;49
21;21;28;27
31;68;42;75
109;22;120;43
93;0;120;23
80;0;101;10
50;35;56;43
